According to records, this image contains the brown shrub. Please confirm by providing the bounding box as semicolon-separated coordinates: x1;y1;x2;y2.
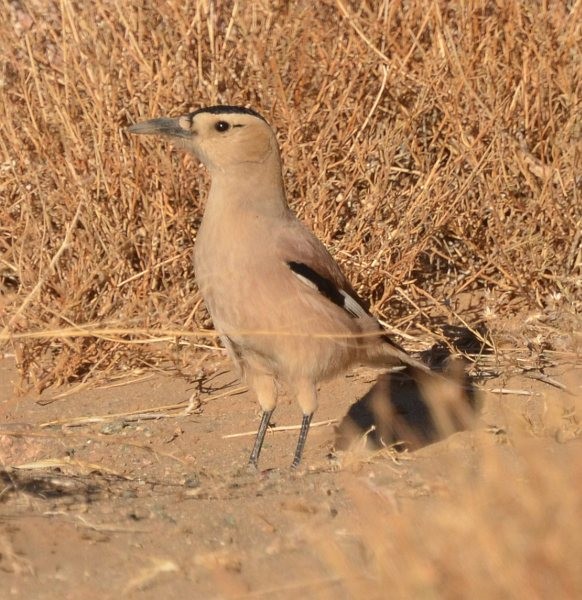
0;0;580;389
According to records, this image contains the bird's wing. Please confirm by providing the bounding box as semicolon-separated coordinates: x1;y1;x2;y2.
274;217;410;357
275;219;371;319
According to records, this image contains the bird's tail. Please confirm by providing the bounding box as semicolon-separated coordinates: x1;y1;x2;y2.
365;333;433;376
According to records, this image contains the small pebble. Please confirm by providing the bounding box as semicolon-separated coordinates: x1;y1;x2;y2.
100;421;125;435
184;474;201;488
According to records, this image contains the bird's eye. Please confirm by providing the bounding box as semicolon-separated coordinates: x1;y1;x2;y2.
214;120;230;132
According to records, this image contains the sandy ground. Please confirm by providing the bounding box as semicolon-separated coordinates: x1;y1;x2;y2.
1;353;580;599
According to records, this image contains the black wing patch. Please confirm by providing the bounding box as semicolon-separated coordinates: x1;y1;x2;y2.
288;261;367;318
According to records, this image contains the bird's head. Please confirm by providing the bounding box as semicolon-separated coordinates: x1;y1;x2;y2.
127;106;278;173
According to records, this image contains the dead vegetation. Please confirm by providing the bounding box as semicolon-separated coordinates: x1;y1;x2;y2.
0;0;579;390
320;431;582;599
0;1;581;596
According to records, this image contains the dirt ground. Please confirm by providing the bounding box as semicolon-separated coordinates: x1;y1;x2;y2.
1;353;581;599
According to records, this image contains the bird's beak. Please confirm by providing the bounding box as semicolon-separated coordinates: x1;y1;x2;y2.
127;117;192;139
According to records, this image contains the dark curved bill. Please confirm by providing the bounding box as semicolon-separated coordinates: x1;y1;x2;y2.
127;117;191;139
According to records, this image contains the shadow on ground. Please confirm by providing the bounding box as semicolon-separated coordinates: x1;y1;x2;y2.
335;326;487;452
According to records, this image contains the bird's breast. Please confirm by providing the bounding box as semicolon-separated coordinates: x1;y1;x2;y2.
192;209;367;380
194;212;278;328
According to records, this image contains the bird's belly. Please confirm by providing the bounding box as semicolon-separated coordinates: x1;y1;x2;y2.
194;238;360;381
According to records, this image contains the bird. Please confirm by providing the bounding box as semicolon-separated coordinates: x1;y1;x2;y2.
127;105;430;469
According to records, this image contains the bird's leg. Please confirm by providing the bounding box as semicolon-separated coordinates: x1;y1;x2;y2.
247;373;278;468
248;408;274;468
291;380;318;468
291;412;314;468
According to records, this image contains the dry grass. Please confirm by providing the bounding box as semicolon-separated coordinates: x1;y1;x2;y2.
2;6;579;596
1;0;580;389
0;2;579;592
323;435;582;599
306;371;582;599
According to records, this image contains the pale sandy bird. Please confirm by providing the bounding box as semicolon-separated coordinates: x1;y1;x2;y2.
128;106;430;468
